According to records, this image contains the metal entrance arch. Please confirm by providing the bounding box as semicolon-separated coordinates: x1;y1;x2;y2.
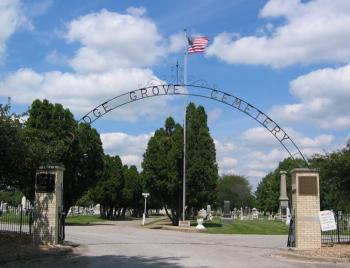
79;84;307;163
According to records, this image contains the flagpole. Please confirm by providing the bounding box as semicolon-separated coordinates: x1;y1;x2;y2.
182;29;188;222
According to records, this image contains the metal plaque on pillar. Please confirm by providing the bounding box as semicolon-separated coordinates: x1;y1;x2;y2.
36;173;56;193
298;176;318;195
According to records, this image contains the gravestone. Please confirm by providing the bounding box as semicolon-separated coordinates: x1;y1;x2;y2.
34;166;64;245
221;201;233;223
94;204;101;215
206;205;212;221
251;208;259;220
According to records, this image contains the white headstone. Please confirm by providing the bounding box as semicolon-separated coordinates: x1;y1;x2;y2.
207;205;211;214
252;208;259;219
94;204;100;215
21;196;26;207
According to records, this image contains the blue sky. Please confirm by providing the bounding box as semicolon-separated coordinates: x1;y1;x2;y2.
1;0;350;188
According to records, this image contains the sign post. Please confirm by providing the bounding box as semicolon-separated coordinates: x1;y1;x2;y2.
142;193;149;226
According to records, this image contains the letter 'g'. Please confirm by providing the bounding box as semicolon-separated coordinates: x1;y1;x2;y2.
130;91;137;101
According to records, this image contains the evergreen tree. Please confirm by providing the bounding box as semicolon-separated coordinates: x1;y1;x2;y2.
142;117;183;225
186;103;218;211
90;155;125;219
142;103;219;225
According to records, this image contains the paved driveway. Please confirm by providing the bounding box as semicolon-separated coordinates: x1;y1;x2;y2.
4;221;348;267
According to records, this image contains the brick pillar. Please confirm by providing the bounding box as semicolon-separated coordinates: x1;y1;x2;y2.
291;168;321;249
34;166;64;245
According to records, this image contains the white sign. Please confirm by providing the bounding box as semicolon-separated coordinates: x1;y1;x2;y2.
178;220;190;227
319;210;336;231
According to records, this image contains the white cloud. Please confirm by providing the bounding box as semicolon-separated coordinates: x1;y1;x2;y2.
271;64;350;129
125;6;146;17
120;155;142;168
46;50;68;65
219;157;238;169
0;7;186;121
168;32;187;53
0;0;31;63
101;132;152;169
241;127;334;156
214;139;239;155
65;8;166;73
207;0;350;67
245;149;288;171
0;68;169;121
207;108;222;123
241;127;276;147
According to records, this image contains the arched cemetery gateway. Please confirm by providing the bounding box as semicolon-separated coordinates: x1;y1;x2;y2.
34;84;322;249
79;84;306;162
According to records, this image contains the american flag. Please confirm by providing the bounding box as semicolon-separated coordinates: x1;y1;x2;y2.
187;36;208;54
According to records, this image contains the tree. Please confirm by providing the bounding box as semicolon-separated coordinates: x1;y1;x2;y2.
186;103;218;211
142;117;184;225
0;100;26;190
90;154;124;219
218;174;255;210
0;189;23;206
142;103;219;225
122;165;144;217
24;99;104;213
310;146;350;212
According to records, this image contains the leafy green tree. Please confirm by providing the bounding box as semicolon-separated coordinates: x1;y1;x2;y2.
0;189;23;206
310;145;350;212
89;155;144;219
24;99;104;213
186;103;218;211
122;165;144;217
90;154;124;219
218;174;255;210
0;100;26;190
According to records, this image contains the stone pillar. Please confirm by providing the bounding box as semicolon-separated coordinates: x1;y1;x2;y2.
279;171;289;221
34;166;64;245
291;168;321;249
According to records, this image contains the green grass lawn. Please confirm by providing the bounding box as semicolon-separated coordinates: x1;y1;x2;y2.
65;215;108;225
190;217;289;235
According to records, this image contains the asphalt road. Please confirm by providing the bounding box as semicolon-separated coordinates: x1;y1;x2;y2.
4;220;349;267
